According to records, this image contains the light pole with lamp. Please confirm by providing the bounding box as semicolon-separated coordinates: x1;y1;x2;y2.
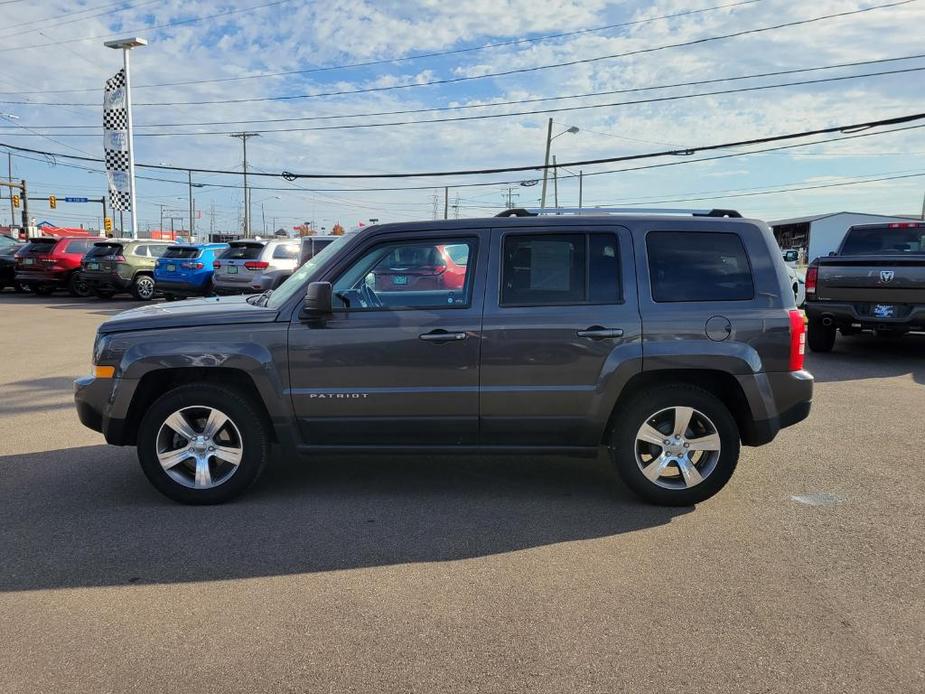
0;113;18;226
255;195;280;236
539;119;578;210
104;37;146;240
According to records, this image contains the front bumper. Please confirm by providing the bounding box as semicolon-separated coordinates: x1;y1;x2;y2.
74;375;130;445
806;300;925;331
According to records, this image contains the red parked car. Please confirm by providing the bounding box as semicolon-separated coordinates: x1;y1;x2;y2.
15;236;96;296
372;242;469;292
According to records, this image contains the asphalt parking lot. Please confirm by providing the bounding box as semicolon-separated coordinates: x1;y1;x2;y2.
0;293;922;693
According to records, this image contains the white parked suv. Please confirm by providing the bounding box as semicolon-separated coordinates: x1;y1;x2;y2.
212;239;300;295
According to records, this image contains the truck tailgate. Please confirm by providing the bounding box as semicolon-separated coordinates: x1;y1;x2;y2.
816;258;925;303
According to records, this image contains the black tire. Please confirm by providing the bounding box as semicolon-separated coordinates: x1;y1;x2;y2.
32;284;55;296
163;293;177;302
807;320;836;352
93;288;116;299
130;273;156;301
67;272;91;298
609;385;740;506
137;383;270;505
13;280;27;293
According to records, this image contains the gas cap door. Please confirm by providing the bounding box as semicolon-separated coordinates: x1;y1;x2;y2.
705;315;732;342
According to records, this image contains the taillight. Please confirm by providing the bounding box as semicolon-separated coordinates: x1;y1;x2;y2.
805;266;818;295
181;262;205;270
244;260;269;270
194;262;204;270
788;309;806;371
213;261;221;269
113;254;125;262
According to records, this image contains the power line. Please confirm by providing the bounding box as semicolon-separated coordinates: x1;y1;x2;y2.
0;0;160;39
5;66;922;138
0;0;766;94
2;0;915;107
4;121;924;195
2;112;924;181
10;53;924;131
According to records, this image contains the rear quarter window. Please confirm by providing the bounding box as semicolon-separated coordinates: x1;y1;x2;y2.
647;231;754;302
272;244;299;260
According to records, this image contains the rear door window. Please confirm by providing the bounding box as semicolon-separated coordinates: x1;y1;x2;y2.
500;232;621;306
647;231;753;302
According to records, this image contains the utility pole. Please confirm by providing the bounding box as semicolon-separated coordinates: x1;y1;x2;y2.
452;193;460;219
158;203;165;232
444;186;449;220
119;210;124;237
210;202;216;239
230;132;259;237
552;155;559;210
7;152;12;226
262;202;267;235
431;192;439;220
21;179;29;235
578;170;583;212
187;170;194;240
540;118;552;210
503;187;519;209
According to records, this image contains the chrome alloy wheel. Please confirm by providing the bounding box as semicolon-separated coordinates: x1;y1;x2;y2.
634;406;722;490
155;406;243;489
136;275;155;299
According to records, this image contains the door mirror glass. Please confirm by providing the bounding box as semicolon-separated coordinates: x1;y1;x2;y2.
302;281;333;317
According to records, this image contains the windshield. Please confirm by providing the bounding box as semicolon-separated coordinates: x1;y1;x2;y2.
841;227;925;255
266;234;353;309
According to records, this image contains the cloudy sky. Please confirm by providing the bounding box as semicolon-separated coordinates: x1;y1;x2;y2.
0;0;922;234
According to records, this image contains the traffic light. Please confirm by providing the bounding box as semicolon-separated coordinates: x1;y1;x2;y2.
49;195;56;209
11;194;19;208
104;217;113;233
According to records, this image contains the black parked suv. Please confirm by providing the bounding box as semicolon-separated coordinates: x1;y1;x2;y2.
74;209;813;506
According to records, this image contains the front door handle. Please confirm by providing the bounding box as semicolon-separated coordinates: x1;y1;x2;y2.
576;326;624;339
419;330;468;343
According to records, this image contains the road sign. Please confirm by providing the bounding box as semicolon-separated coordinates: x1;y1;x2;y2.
63;197;89;203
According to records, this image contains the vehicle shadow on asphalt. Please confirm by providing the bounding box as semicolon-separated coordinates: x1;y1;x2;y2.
0;293;145;316
0;445;689;591
0;376;78;414
806;333;925;385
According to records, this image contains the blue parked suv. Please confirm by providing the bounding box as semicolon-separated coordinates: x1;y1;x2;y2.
154;243;228;300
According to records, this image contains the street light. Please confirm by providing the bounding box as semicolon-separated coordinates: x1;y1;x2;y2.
104;36;147;239
256;195;281;235
540;119;579;210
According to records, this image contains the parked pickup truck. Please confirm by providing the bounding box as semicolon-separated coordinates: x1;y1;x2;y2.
805;221;925;351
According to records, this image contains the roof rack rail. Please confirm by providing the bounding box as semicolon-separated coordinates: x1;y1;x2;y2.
495;207;742;218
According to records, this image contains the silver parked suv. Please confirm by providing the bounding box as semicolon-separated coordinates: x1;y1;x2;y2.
212;239;300;295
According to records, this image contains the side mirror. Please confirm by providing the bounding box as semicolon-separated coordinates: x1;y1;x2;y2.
302;281;333;319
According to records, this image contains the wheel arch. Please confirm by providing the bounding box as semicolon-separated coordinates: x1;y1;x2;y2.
120;367;278;446
601;368;756;445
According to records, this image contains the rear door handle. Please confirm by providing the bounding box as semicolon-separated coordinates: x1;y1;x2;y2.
419;330;468;343
576;326;624;339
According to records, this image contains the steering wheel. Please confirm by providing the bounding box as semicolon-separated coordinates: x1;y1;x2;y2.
359;281;382;308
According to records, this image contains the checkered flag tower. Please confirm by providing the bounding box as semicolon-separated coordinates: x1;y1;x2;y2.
104;68;132;212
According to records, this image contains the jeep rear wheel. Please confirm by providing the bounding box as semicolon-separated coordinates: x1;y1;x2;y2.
67;272;91;297
137;384;269;504
610;385;739;506
131;274;156;301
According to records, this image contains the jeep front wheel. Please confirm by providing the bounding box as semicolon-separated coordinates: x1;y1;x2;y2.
131;274;156;300
610;385;739;506
137;384;269;504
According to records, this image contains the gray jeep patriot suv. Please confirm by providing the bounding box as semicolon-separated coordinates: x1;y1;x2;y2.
74;208;813;506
